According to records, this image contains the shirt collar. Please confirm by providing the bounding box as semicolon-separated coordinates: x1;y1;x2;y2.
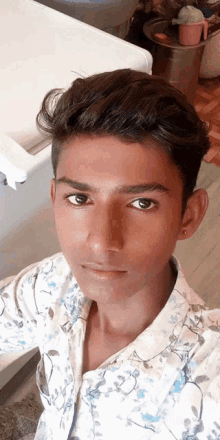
121;255;205;360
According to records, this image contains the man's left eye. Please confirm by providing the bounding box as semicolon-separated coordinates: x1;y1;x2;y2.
130;198;157;210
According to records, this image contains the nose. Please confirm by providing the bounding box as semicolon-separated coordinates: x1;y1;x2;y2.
86;202;124;253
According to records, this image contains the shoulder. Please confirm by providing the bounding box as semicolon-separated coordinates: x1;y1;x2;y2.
0;252;68;289
186;293;220;333
0;252;76;313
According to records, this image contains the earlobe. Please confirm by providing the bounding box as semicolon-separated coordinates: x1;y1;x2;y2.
50;178;56;206
177;189;209;241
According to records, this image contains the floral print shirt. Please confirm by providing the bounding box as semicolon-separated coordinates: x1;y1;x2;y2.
0;252;220;440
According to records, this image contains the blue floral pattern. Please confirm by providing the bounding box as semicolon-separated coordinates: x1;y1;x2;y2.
0;253;220;440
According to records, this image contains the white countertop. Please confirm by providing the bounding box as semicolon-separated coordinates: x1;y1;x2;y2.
0;0;152;150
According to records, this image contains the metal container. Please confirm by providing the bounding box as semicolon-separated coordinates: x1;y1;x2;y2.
143;18;216;105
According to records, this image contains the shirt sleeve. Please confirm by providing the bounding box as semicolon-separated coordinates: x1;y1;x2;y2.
0;260;44;354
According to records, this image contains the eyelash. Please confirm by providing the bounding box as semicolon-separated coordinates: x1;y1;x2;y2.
63;193;158;211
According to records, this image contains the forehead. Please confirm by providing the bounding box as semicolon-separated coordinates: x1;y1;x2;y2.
56;135;182;192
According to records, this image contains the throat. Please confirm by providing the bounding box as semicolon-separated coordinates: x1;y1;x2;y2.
83;309;133;375
87;258;177;339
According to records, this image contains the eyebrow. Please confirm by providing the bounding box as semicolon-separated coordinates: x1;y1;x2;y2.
55;177;171;195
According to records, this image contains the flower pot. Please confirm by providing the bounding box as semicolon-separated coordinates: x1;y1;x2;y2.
179;19;208;46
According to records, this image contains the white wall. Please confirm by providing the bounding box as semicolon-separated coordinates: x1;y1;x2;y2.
0;156;60;280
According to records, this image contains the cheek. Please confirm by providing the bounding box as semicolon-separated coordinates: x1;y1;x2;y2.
54;206;87;244
125;206;179;243
126;221;176;263
123;210;180;269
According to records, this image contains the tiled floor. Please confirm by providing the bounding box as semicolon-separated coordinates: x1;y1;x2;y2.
196;76;220;166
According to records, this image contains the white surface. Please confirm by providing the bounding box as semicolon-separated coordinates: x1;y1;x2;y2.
0;131;52;189
0;0;152;151
0;156;57;277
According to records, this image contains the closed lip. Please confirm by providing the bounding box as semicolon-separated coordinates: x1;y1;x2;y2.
82;263;126;273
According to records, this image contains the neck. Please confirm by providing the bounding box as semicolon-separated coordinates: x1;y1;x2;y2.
90;259;177;339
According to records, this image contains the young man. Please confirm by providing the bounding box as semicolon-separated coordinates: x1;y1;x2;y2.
1;69;220;440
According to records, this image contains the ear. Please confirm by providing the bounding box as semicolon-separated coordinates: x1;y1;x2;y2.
177;189;209;241
50;178;56;207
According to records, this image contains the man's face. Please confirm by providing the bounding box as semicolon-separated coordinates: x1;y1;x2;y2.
50;135;184;305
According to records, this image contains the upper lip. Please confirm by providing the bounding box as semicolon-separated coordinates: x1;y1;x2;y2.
82;263;126;272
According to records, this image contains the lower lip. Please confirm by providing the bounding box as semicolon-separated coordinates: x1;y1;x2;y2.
82;266;127;280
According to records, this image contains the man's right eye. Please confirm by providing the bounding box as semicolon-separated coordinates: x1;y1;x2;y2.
64;193;90;206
